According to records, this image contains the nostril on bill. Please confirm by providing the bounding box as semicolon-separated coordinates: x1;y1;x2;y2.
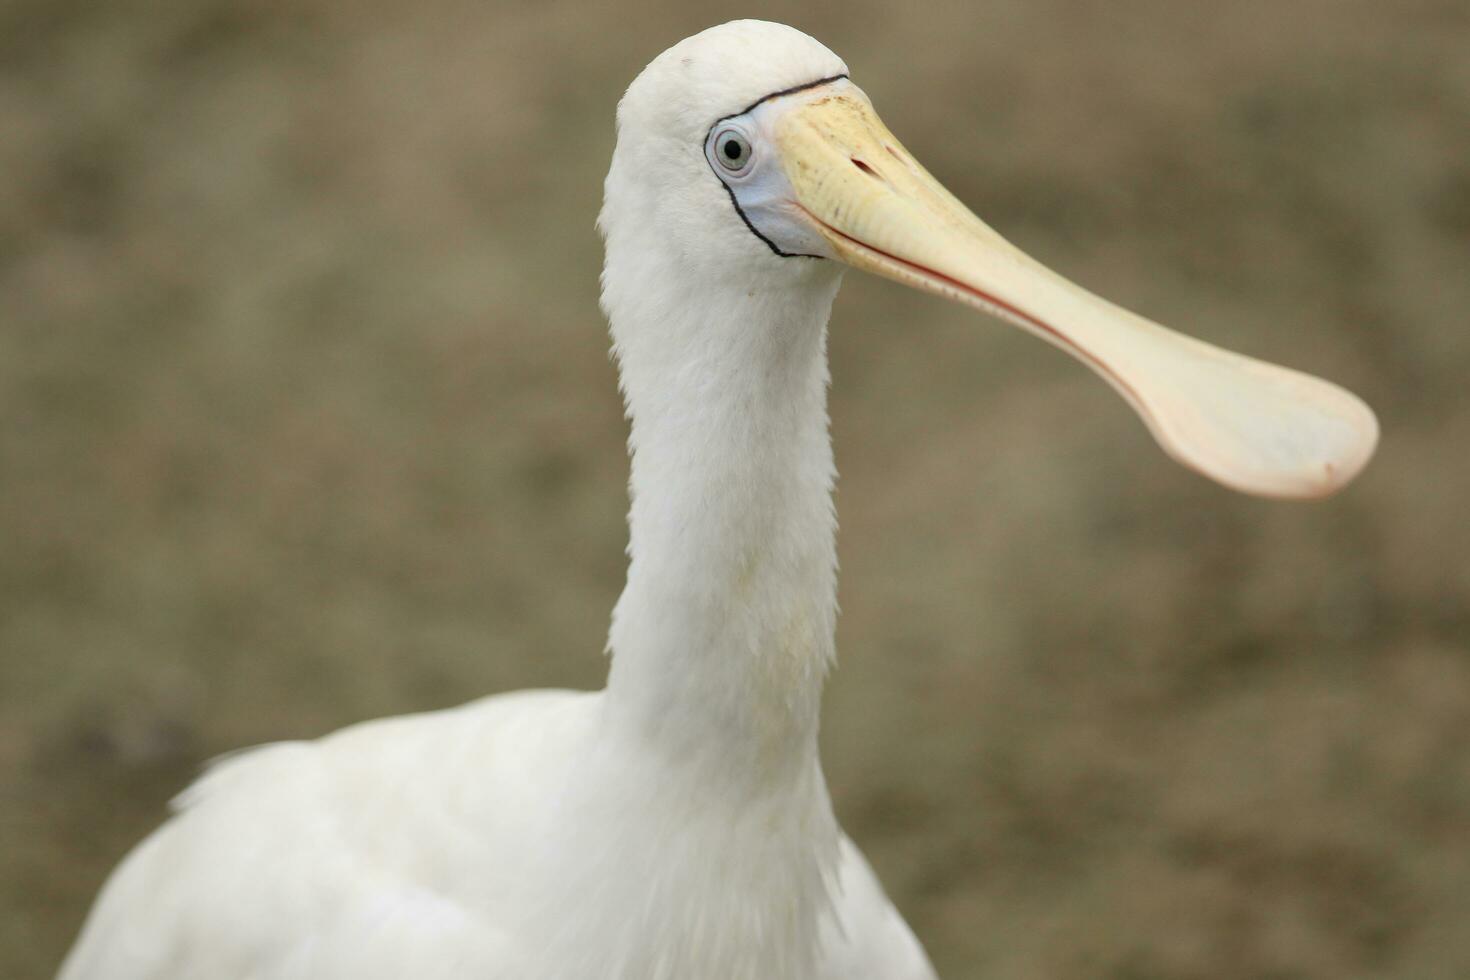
851;158;882;180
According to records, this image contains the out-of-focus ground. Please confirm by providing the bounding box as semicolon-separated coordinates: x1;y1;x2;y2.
3;0;1468;976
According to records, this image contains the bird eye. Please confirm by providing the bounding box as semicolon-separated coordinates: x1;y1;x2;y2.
713;129;752;173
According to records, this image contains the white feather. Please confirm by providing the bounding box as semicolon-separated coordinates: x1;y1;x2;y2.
60;20;937;980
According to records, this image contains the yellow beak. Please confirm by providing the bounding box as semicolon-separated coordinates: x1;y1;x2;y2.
776;88;1378;499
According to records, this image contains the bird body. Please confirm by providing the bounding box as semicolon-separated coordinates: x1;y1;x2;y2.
60;689;932;979
60;19;1377;980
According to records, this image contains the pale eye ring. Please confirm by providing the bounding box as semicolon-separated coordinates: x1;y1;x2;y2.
712;128;752;174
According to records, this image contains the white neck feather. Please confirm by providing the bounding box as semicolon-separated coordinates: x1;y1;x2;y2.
555;222;845;978
603;254;843;787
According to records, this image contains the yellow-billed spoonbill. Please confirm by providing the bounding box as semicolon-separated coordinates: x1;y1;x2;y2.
59;20;1377;980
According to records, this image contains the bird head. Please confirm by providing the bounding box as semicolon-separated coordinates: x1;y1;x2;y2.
601;20;1378;499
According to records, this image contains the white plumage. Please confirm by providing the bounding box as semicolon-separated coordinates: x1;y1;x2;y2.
60;19;1376;980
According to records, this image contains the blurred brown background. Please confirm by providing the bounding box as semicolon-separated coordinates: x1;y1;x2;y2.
3;0;1468;976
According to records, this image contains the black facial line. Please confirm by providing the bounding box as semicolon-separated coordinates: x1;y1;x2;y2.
718;181;823;259
707;73;848;261
717;72;850;126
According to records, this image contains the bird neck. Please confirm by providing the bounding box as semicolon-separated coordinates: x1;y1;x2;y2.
601;257;844;791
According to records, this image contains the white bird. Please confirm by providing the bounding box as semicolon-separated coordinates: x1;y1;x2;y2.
59;20;1378;980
